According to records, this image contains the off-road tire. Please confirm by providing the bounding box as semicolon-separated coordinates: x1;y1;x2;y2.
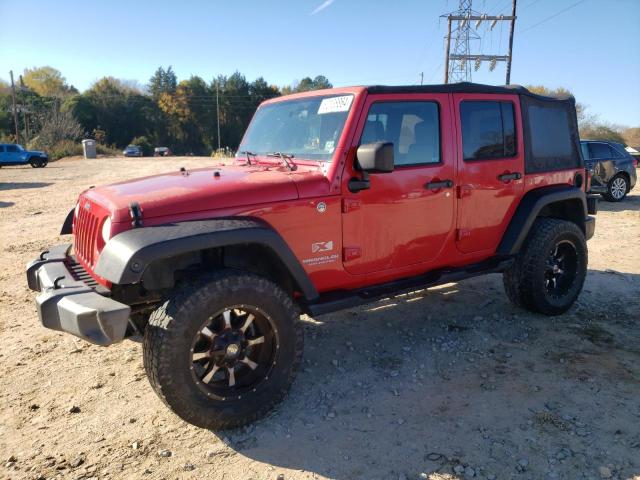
29;157;46;168
143;270;303;430
602;173;628;202
503;218;587;316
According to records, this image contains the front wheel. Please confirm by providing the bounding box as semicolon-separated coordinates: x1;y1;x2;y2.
143;270;303;430
603;174;628;202
29;158;46;168
503;218;587;316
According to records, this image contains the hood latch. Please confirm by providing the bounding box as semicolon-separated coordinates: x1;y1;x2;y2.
129;202;143;228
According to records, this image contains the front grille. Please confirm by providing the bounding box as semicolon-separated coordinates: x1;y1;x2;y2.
74;203;101;268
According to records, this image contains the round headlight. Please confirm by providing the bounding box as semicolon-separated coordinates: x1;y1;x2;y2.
101;217;112;243
74;202;80;217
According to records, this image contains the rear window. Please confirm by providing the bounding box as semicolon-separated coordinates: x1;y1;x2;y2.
460;101;516;160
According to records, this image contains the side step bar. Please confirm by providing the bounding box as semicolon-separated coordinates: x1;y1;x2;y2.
307;257;513;317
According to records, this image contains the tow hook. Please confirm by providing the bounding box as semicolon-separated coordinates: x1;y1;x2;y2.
53;275;66;289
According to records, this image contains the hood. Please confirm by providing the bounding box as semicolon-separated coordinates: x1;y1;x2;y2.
83;163;302;223
24;150;46;157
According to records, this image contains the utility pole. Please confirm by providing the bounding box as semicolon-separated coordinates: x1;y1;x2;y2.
9;70;20;144
215;82;221;150
505;0;518;84
444;17;452;83
19;75;30;144
420;72;424;85
442;0;517;84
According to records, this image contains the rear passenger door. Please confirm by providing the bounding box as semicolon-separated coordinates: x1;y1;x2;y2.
586;142;618;185
453;94;525;254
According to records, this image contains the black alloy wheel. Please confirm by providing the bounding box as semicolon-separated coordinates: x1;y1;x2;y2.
190;306;278;400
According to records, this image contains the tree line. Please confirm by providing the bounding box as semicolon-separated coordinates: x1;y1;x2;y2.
0;66;332;159
0;67;638;160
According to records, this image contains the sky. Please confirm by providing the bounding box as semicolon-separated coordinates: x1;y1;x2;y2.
1;0;639;126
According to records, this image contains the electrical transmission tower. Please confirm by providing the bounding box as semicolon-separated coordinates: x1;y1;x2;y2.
447;0;474;83
443;0;517;84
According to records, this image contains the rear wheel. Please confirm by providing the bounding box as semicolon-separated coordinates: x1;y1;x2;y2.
503;218;587;315
603;174;628;202
143;270;303;430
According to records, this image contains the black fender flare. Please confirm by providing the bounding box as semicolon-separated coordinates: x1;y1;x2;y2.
497;185;589;256
60;208;74;235
94;218;319;301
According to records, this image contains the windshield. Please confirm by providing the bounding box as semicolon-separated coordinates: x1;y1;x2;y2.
237;94;354;162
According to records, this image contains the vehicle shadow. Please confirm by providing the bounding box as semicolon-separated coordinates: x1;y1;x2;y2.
217;270;639;479
597;190;640;213
0;201;15;208
0;182;52;191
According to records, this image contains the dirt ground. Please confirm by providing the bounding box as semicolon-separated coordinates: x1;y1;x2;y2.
1;156;639;480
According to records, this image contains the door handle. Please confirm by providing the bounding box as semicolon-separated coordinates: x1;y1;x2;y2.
425;179;453;190
497;172;522;182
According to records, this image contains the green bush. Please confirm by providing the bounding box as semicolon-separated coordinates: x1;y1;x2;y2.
211;147;235;158
96;144;120;157
47;140;83;160
129;136;152;156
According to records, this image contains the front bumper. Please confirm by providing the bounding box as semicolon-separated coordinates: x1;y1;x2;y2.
585;216;595;241
26;244;131;346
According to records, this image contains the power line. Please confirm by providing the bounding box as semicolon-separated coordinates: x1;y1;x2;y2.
519;0;544;11
519;0;587;33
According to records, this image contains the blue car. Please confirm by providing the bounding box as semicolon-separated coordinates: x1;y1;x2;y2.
0;143;49;168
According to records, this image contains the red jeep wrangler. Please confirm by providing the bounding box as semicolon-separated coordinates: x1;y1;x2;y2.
27;83;596;429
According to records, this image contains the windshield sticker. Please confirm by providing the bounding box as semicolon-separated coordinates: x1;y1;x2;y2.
324;140;335;152
318;95;353;115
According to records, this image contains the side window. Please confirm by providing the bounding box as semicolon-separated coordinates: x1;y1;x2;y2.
6;145;18;153
360;101;440;166
0;145;5;153
588;143;613;159
460;101;516;160
580;143;590;160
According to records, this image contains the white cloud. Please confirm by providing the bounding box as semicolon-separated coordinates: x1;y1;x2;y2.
310;0;335;15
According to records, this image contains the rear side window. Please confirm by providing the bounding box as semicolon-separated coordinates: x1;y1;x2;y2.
0;145;5;152
588;143;614;159
460;101;516;160
528;106;573;159
521;95;581;173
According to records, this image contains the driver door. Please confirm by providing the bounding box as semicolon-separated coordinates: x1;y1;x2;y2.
341;94;456;275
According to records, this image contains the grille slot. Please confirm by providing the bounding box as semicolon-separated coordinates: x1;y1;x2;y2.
65;255;100;288
74;204;101;269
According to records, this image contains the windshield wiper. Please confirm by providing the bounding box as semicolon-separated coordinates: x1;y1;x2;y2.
267;152;297;171
238;150;257;165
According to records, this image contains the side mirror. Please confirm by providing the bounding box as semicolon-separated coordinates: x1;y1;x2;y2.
356;142;394;173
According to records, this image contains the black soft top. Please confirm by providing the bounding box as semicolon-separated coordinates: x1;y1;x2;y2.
367;82;581;174
366;82;574;103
